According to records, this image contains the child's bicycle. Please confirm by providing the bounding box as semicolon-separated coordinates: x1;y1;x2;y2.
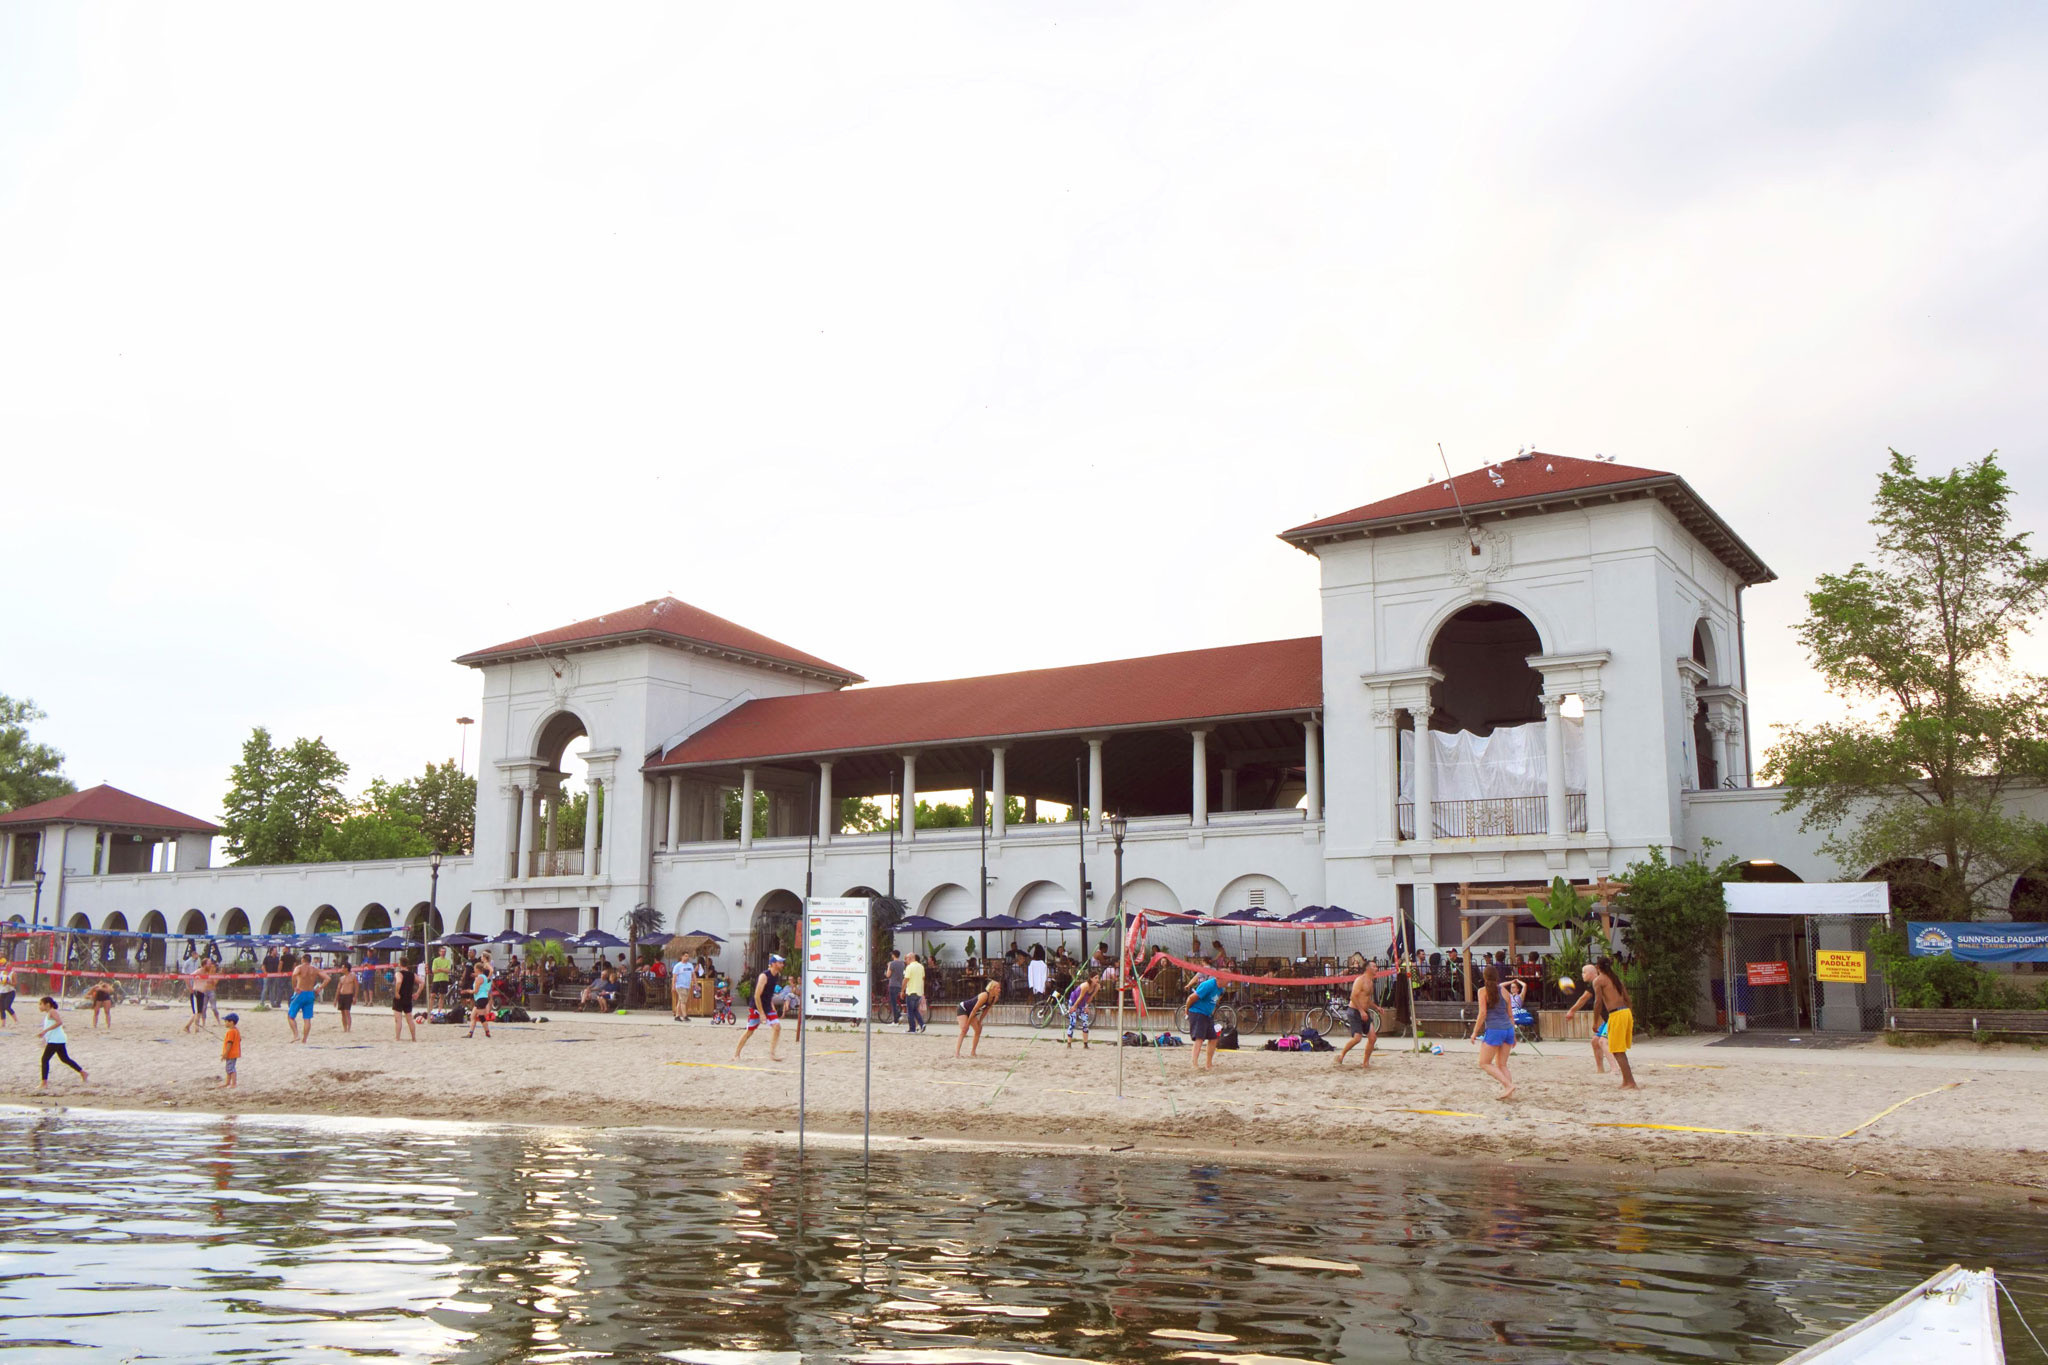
710;979;735;1025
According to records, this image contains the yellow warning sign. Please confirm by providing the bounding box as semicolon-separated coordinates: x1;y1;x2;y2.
1815;949;1866;984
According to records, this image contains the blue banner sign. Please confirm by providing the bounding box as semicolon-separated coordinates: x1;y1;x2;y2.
1907;921;2048;963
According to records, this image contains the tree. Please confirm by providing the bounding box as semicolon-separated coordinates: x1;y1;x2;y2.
1762;452;2048;918
221;728;350;865
1615;845;1737;1035
0;694;74;812
395;760;476;854
1525;877;1610;986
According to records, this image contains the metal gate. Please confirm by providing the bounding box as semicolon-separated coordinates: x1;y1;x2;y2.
1725;914;1886;1033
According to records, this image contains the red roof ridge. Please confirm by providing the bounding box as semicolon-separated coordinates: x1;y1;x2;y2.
455;595;862;682
0;782;222;833
1280;451;1773;585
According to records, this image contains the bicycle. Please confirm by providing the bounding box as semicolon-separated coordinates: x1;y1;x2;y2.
1303;989;1387;1039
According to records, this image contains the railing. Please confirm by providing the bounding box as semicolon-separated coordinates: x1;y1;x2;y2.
528;849;586;877
1398;792;1588;839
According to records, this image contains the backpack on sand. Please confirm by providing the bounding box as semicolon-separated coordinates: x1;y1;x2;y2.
1217;1024;1240;1050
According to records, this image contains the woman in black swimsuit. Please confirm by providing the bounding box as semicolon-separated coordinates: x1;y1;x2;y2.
391;958;418;1042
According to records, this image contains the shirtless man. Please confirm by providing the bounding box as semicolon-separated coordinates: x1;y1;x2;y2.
1333;966;1382;1069
287;956;330;1043
1563;963;1612;1074
734;956;786;1062
1576;958;1638;1089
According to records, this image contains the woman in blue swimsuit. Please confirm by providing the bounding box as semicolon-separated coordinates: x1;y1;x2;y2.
1469;963;1518;1101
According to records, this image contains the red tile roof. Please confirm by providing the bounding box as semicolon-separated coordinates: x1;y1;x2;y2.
650;636;1322;769
1281;452;1774;584
0;783;221;833
455;597;862;682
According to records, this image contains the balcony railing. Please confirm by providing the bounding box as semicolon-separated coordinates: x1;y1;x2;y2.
1398;792;1587;839
527;849;586;877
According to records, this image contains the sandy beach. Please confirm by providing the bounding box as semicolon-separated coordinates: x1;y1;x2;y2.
9;1003;2047;1198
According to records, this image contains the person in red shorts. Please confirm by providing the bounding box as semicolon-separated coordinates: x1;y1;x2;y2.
733;956;786;1062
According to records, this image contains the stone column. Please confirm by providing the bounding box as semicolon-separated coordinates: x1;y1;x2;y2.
1189;730;1208;828
517;783;538;879
817;760;835;844
1372;705;1399;841
991;747;1007;839
663;775;681;848
1708;716;1732;790
1678;667;1704;791
1304;715;1323;822
1581;691;1608;841
504;785;523;879
1543;692;1569;837
583;779;603;875
1087;738;1104;832
599;777;616;875
1411;706;1436;841
901;753;918;840
740;767;756;849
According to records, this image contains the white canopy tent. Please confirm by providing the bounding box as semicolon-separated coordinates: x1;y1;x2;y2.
1724;882;1890;916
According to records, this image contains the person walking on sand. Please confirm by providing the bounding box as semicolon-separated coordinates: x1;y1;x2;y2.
955;978;1002;1057
37;996;87;1088
671;952;697;1022
391;955;419;1041
220;1011;242;1089
1185;969;1223;1071
902;952;927;1033
332;957;358;1034
287;955;328;1044
1471;964;1518;1100
885;950;906;1024
1334;966;1382;1070
1065;967;1099;1048
734;956;786;1062
1585;957;1638;1089
465;957;495;1039
1563;965;1612;1074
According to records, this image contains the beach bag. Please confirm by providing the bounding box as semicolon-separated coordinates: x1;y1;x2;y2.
1275;1034;1302;1051
1121;1031;1148;1047
1308;1035;1334;1052
498;1005;531;1023
1297;1027;1323;1046
1217;1024;1239;1050
1156;1031;1184;1047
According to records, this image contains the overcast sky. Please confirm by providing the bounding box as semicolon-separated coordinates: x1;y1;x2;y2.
4;2;2045;822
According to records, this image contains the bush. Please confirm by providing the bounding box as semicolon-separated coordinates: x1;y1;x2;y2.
1616;845;1737;1035
1872;926;2048;1009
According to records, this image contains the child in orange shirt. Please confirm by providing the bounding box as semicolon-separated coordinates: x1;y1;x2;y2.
221;1012;242;1088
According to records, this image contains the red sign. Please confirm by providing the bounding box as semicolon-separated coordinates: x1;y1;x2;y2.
1746;960;1791;987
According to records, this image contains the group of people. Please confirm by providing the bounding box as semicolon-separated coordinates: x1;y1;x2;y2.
1471;955;1638;1099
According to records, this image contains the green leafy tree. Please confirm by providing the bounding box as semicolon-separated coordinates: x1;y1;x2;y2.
394;759;476;854
839;796;891;833
1763;452;2048;918
1525;876;1609;985
1614;845;1738;1035
554;789;588;849
0;694;74;812
724;787;769;840
221;728;350;865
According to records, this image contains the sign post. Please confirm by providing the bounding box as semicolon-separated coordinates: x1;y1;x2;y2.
802;897;872;1161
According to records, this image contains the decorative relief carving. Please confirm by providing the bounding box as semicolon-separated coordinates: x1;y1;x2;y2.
1447;526;1511;589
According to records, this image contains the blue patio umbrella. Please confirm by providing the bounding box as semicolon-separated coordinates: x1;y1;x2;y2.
300;935;355;954
367;935;411;951
532;927;575;942
434;932;486;947
891;916;951;933
575;929;628;949
487;929;531;945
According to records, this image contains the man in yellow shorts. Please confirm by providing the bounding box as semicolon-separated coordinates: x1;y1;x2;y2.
1588;958;1638;1089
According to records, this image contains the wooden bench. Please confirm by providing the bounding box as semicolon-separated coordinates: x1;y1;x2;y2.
1887;1008;2048;1036
1413;1000;1480;1037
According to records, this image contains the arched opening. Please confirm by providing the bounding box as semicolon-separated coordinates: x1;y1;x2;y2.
264;907;295;937
309;905;342;934
140;911;169;972
1735;859;1802;883
1009;879;1076;920
527;710;594;876
2012;872;2048;921
454;904;472;935
1866;859;1945;919
1118;876;1183;920
1404;603;1579;837
178;909;207;937
220;908;251;937
404;901;443;942
1211;873;1297;921
748;890;803;973
1428;603;1544;735
355;903;392;934
101;912;130;969
1691;622;1717;682
677;890;727;933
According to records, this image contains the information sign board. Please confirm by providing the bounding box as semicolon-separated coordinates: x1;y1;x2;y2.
1745;960;1791;987
1815;949;1867;984
804;897;870;1020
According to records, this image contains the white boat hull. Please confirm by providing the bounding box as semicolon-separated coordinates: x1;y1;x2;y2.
1781;1264;2003;1364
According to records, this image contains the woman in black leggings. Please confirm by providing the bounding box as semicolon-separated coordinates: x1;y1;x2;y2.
37;997;88;1087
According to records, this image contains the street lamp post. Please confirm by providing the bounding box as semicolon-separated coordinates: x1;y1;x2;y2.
455;717;474;773
31;866;46;930
1108;811;1128;1100
425;850;442;965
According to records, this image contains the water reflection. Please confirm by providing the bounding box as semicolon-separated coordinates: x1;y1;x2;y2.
0;1107;2040;1363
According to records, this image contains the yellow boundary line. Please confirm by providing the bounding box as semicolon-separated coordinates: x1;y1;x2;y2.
1835;1080;1965;1139
1593;1080;1967;1143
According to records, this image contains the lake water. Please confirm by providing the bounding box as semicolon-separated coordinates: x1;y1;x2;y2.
1;1108;2042;1364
